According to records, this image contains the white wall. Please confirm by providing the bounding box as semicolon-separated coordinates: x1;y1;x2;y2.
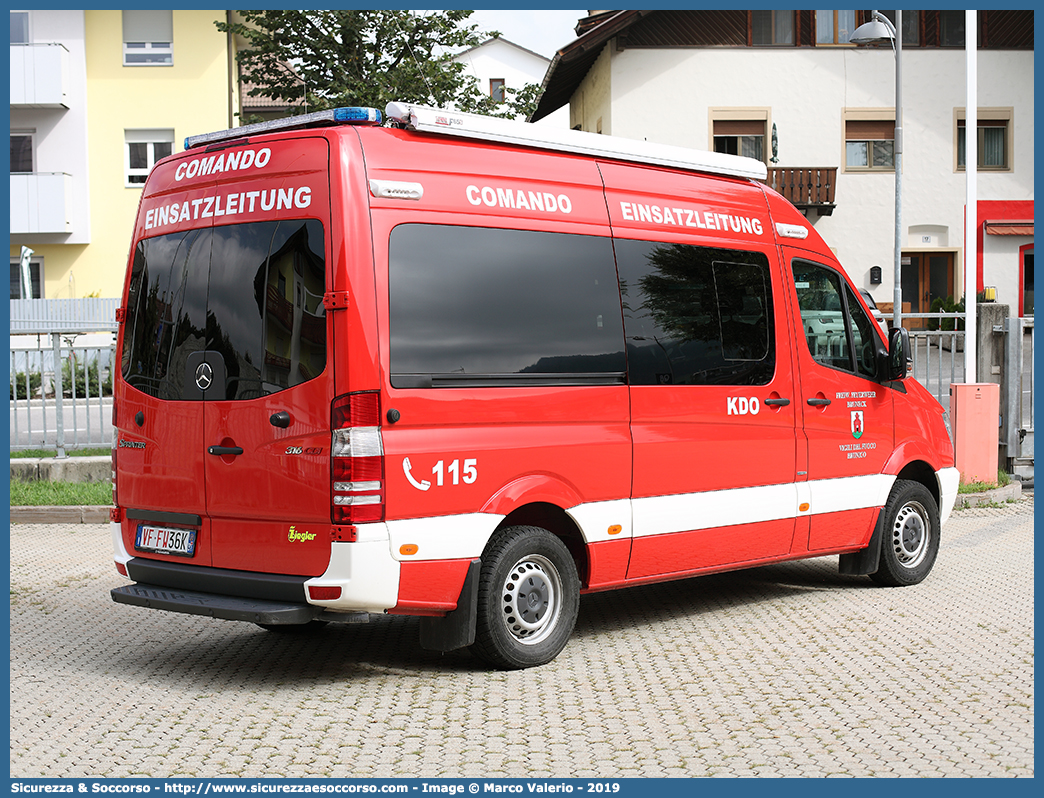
453;38;569;127
579;42;1033;304
9;9;91;245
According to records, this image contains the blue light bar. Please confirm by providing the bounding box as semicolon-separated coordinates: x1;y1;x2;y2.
185;106;382;149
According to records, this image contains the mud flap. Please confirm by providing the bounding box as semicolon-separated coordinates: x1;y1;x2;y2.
838;511;883;575
419;558;481;652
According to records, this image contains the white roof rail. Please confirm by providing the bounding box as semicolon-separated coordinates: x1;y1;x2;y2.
385;102;768;182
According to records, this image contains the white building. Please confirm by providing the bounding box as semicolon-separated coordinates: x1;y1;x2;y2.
453;36;569;127
533;10;1034;319
10;8;91;297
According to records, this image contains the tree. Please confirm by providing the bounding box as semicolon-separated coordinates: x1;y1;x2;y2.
217;10;540;122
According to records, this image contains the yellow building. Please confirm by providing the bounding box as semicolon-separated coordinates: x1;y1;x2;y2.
10;9;239;300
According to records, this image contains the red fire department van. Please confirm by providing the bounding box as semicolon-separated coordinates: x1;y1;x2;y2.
110;102;959;669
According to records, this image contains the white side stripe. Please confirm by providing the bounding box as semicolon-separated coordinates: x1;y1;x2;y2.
377;475;899;561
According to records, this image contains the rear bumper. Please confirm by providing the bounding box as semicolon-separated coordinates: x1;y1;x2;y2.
111;520;402;617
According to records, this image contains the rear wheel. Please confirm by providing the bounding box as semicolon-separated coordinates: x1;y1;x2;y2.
471;526;580;670
870;479;940;586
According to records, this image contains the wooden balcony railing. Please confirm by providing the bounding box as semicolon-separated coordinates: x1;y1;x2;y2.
765;167;837;216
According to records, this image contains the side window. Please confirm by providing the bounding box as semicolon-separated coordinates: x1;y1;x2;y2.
792;260;877;379
389;225;625;387
615;239;775;386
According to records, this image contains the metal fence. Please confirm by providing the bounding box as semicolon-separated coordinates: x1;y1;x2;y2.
10;299;117;455
7;300;1034;462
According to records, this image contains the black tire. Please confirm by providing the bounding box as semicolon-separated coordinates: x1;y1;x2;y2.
471;526;580;670
870;479;940;586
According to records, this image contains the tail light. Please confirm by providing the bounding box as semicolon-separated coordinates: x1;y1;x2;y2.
331;391;384;524
110;403;118;508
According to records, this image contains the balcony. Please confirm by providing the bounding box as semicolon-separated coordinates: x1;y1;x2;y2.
766;167;837;216
10;173;71;234
10;43;69;108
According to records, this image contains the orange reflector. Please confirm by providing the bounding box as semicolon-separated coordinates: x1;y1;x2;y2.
608;525;622;536
399;544;419;556
115;561;128;577
799;502;810;512
308;585;342;601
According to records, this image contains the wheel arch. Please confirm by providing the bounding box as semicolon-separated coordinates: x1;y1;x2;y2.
883;441;943;507
492;502;590;589
892;459;940;508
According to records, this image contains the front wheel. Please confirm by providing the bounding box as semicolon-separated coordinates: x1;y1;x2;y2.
870;479;940;586
471;526;580;670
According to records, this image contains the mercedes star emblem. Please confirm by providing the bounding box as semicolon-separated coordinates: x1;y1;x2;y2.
195;362;214;391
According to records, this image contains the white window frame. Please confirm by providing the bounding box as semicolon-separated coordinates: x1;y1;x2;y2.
122;10;173;66
125;129;175;187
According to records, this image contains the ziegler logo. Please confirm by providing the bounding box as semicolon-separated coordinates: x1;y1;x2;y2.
287;525;316;543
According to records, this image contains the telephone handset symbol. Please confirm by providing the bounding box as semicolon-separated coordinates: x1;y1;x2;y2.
402;457;431;491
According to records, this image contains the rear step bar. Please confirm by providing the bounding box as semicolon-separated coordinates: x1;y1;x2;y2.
111;583;321;625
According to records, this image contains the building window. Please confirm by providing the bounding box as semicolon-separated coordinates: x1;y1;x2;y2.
939;10;965;46
10;10;29;43
957;123;1009;170
10;131;34;173
844;117;894;171
712;119;766;162
125;129;174;186
122;10;172;65
751;10;794;45
816;10;857;44
879;10;919;46
10;258;42;299
956;110;1012;172
490;78;505;103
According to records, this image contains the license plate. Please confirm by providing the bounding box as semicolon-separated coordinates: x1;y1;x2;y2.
135;524;197;557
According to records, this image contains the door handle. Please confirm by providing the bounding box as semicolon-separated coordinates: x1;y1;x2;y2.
806;397;831;407
764;397;791;407
208;445;244;456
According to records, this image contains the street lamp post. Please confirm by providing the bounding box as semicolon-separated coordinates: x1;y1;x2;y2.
851;10;902;332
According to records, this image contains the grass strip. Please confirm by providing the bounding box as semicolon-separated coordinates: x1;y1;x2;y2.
10;448;110;459
10;480;112;506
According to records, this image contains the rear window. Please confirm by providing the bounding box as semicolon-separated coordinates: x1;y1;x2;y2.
121;219;326;400
389;224;626;388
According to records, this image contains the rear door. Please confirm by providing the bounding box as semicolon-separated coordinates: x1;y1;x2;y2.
202;217;334;575
119;136;335;576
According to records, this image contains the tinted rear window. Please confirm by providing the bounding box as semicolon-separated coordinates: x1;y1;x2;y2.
121;219;326;400
389;224;625;388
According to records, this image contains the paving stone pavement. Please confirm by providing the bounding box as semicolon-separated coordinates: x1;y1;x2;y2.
10;496;1033;779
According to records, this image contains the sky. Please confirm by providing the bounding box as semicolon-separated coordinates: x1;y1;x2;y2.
463;9;589;59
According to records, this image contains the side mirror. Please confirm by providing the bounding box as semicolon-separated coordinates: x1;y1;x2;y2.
884;326;910;381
